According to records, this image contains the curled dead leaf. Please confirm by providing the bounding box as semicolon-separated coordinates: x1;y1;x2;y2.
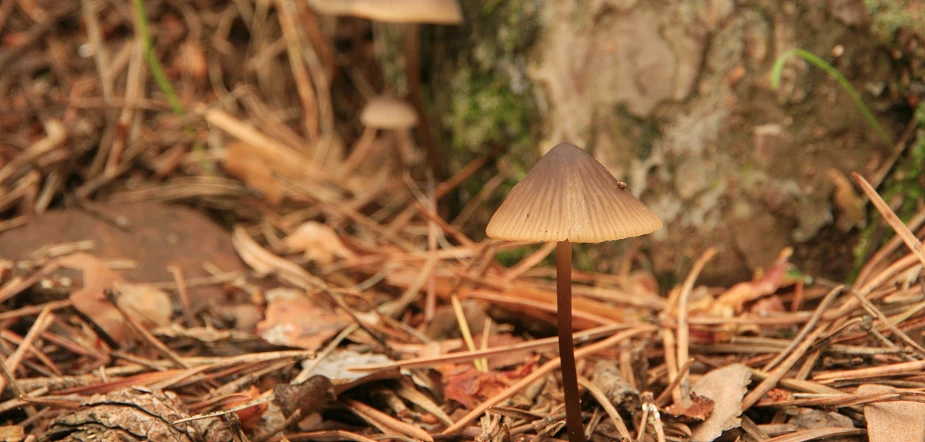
688;363;751;441
59;253;128;342
113;281;173;328
224;386;268;431
256;289;351;351
707;247;793;316
222;141;287;205
279;221;355;264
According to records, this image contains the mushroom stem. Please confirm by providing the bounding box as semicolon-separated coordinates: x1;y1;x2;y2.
403;23;442;180
556;240;585;442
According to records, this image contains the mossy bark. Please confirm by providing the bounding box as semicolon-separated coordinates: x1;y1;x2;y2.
425;0;925;284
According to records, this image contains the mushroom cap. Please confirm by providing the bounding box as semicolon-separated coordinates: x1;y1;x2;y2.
360;96;419;129
308;0;463;24
486;143;663;243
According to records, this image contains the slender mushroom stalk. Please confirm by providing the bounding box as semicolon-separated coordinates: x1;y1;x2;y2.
339;95;418;178
487;143;662;442
306;0;462;179
557;240;583;442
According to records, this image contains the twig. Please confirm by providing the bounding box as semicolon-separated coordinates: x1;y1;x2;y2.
348;324;630;371
675;247;716;401
654;358;694;407
850;288;925;358
442;326;655;435
741;326;827;412
0;307;54;394
852;172;925;268
344;398;434;442
578;376;632;439
763;285;844;372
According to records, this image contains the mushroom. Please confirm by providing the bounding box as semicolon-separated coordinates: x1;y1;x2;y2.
486;142;662;442
307;0;462;179
339;95;418;177
307;0;462;24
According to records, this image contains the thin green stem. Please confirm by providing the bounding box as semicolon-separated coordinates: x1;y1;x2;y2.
133;0;184;117
771;48;894;147
132;0;211;173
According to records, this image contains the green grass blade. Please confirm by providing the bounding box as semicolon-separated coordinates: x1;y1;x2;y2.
132;0;212;174
770;48;894;147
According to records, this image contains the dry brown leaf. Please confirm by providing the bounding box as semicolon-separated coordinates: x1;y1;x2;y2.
860;384;925;442
707;247;793;316
279;221;355;264
256;288;351;350
59;253;128;342
665;392;714;423
225;386;267;431
113;281;173;328
688;363;751;442
232;227;328;290
440;359;537;409
303;348;392;384
222;141;286;205
748;294;786;316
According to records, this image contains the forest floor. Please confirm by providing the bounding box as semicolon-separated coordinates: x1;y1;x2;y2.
1;2;925;442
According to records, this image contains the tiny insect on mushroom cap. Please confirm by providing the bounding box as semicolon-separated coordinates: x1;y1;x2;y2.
486;142;663;243
360;96;419;130
307;0;463;25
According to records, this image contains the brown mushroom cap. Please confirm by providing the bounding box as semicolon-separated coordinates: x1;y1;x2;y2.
486;143;663;243
360;96;419;129
308;0;463;25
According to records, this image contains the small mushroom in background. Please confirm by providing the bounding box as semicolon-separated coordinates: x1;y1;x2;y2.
307;0;462;24
339;95;419;177
307;0;462;179
486;142;662;442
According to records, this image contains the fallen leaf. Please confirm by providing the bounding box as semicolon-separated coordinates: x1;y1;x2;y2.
689;363;751;442
860;384;925;442
232;227;328;290
665;392;714;423
59;253;127;342
303;348;392;384
279;221;355;264
256;288;351;350
225;386;267;431
442;366;505;409
440;359;537;409
710;248;793;315
113;281;173;328
222;141;286;205
748;295;786;316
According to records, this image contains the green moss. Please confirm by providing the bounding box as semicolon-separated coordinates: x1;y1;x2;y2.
864;0;925;40
445;67;534;154
424;0;543;235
